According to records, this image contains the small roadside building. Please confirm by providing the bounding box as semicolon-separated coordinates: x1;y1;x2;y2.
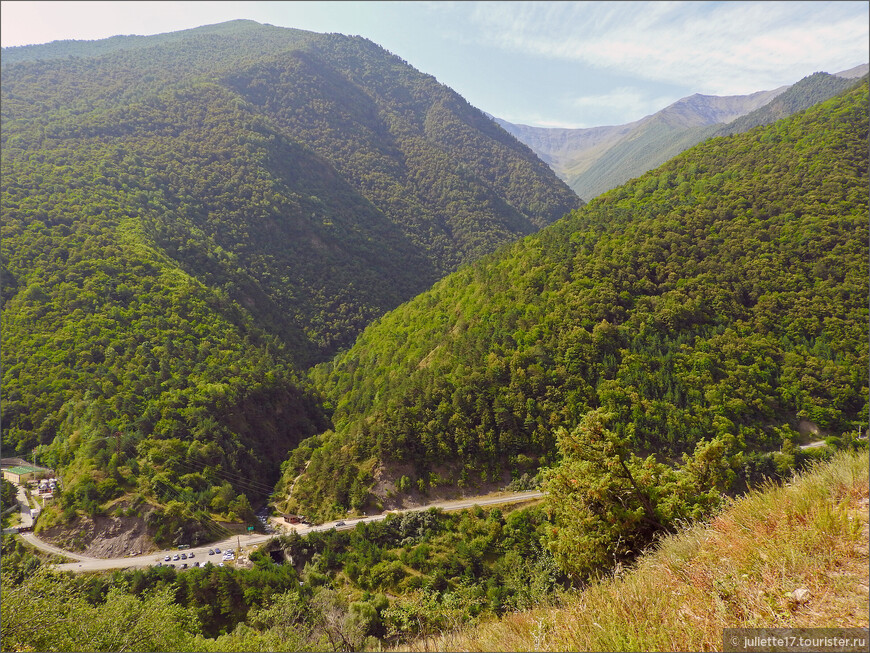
3;465;45;484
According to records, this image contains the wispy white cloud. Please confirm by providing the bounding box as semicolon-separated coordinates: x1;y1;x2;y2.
465;1;869;94
568;86;678;125
498;113;592;129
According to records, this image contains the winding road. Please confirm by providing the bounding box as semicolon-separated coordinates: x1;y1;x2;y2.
10;440;839;573
17;490;545;573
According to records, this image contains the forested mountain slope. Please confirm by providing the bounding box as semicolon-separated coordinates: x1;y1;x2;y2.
289;80;869;520
0;20;578;544
3;20;579;361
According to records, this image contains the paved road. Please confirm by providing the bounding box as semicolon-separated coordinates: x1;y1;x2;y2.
33;490;545;573
2;484;34;535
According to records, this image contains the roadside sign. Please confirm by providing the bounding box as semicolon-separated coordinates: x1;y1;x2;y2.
247;526;254;531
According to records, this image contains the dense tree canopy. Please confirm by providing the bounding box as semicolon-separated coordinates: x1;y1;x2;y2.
1;20;577;536
291;79;869;520
544;409;736;581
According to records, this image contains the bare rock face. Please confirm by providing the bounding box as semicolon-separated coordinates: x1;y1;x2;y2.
38;502;156;558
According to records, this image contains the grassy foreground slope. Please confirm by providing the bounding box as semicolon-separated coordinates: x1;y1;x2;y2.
289;80;869;520
406;449;869;652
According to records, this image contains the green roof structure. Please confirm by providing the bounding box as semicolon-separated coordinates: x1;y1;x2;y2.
5;465;42;475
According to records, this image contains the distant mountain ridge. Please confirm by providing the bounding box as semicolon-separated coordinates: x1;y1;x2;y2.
713;71;865;137
494;87;785;199
834;63;870;78
497;65;867;200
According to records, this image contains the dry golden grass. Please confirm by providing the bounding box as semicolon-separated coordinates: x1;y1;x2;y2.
399;450;869;652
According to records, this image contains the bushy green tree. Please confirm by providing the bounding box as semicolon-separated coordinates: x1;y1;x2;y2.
544;409;737;581
1;568;201;652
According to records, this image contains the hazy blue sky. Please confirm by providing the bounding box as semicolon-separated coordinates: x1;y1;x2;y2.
2;1;867;128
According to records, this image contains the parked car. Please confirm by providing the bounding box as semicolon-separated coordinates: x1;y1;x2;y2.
164;556;171;561
180;553;187;559
173;554;180;561
214;548;221;553
208;549;215;555
188;552;194;558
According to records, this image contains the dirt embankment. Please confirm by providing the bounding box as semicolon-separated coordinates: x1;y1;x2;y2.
371;461;516;511
38;506;156;559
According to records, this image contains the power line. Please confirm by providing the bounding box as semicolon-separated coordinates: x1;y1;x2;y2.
173;455;277;491
173;458;278;495
173;461;277;499
151;477;230;538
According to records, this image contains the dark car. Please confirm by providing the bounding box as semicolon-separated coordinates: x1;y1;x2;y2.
180;553;187;559
214;548;221;554
208;549;215;555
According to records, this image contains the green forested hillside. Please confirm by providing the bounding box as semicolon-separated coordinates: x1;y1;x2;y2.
2;20;578;361
0;20;577;541
291;80;869;519
222;36;577;274
1;118;332;539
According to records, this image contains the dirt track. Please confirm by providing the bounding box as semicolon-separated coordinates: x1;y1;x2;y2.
23;490;545;573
